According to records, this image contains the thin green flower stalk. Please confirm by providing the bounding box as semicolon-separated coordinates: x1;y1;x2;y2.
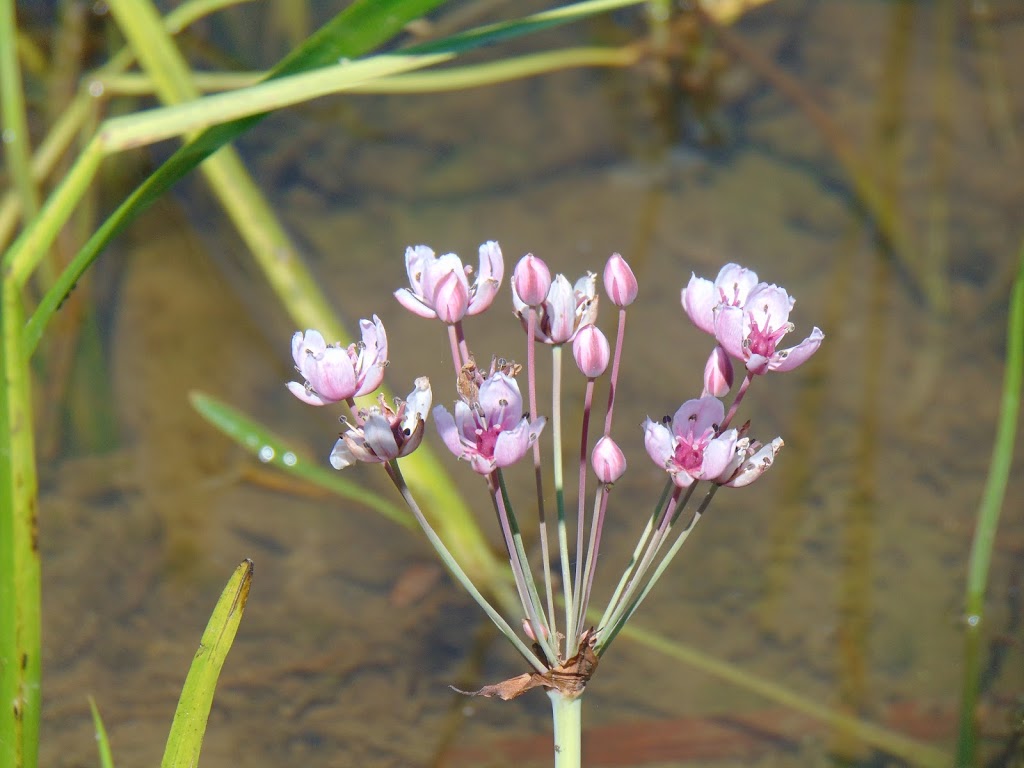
288;245;825;767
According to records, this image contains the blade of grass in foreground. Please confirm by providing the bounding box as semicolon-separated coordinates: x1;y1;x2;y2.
161;560;253;768
955;238;1024;765
88;696;116;768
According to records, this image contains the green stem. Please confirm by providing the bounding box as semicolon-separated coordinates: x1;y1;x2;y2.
389;461;547;675
955;237;1024;765
551;345;574;652
548;691;582;768
0;280;41;768
0;0;39;221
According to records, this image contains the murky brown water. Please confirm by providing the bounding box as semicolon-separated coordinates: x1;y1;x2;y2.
34;1;1024;766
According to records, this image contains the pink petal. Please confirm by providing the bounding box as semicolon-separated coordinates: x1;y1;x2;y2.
492;417;541;468
286;381;326;406
643;419;674;467
545;275;576;343
404;245;435;295
433;268;470;324
355;316;388;395
681;274;718;335
700;430;738;479
310;347;356;400
712;305;748;360
745;284;794;325
478;373;522;430
432;405;466;459
394;288;437;319
363;413;399;461
330;438;356;469
672;396;724;439
714;264;759;306
468;241;504;315
422;254;468;309
769;327;825;372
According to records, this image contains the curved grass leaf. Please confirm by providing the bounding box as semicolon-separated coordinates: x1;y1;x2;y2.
188;391;412;530
161;560;253;768
87;696;115;768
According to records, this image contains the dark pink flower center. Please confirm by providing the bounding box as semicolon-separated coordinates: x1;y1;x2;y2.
745;312;790;358
674;433;710;473
474;425;502;458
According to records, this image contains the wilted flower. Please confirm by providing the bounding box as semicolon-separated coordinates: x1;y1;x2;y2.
643;396;742;488
287;317;388;406
395;241;503;323
715;284;824;375
433;372;545;474
330;378;432;469
514;272;598;344
720;437;783;487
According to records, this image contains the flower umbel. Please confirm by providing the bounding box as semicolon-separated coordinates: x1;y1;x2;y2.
433;371;546;474
287;317;387;406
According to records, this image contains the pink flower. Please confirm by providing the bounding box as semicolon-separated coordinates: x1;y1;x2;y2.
513;272;598;345
433;372;545;474
330;378;432;469
643;396;743;488
394;241;503;323
714;284;824;374
681;263;759;335
287;317;388;406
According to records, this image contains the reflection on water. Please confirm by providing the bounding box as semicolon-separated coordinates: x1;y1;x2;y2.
36;1;1023;766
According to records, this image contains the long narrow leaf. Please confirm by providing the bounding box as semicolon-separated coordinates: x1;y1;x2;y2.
955;238;1024;764
161;560;253;768
87;696;116;768
188;391;413;530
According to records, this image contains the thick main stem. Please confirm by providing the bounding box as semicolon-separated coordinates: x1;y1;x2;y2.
548;691;582;768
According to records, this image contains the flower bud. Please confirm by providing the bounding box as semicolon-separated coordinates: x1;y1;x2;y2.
512;253;552;307
573;325;610;378
603;253;638;307
703;344;733;397
592;436;626;484
522;617;549;642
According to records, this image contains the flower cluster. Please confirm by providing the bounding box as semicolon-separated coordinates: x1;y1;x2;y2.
285;239;823;710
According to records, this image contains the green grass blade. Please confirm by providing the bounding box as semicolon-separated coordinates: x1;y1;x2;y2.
188;391;413;530
955;238;1024;765
87;696;116;768
404;0;644;55
0;281;42;768
0;0;40;220
161;560;253;768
